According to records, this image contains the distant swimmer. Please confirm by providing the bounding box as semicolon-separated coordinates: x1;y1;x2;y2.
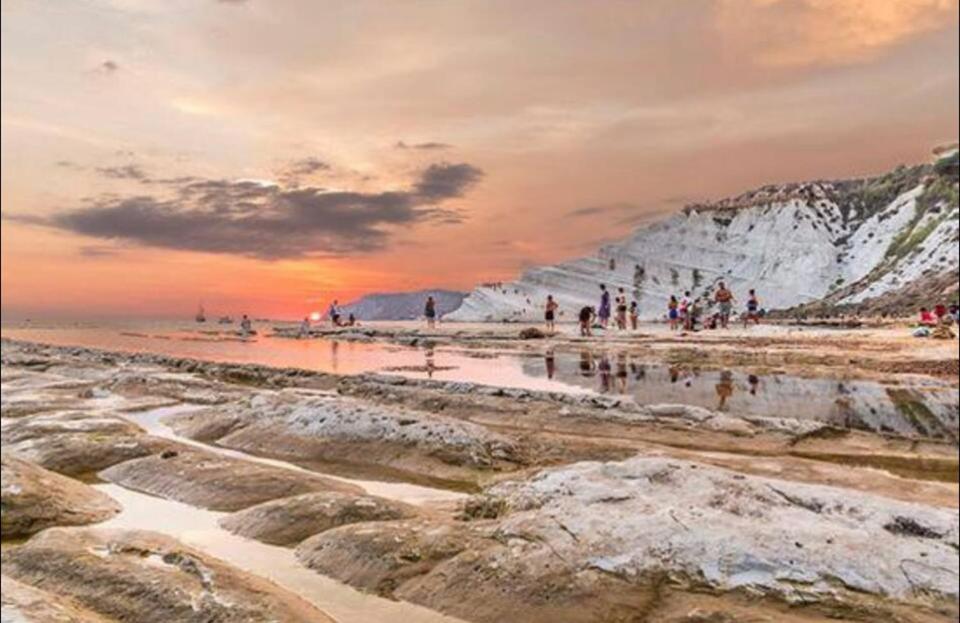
598;284;611;329
424;296;437;329
714;281;735;329
544;295;559;332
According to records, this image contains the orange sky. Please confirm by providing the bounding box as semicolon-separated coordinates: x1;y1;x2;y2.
2;0;958;320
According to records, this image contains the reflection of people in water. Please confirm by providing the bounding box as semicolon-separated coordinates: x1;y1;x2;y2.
579;350;595;377
748;374;760;396
630;363;646;381
598;353;612;393
715;370;734;411
329;340;339;373
425;347;436;378
615;351;629;393
545;349;556;379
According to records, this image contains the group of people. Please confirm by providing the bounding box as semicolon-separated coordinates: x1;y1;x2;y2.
667;282;760;331
918;303;959;326
551;281;761;336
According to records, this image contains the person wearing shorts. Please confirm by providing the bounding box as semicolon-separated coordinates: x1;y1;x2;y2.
544;295;559;332
714;282;734;329
668;295;680;330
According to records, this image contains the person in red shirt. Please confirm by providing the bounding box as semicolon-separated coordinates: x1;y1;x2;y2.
919;307;937;326
934;303;948;321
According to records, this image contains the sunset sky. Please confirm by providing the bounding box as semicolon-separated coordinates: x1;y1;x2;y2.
2;0;958;320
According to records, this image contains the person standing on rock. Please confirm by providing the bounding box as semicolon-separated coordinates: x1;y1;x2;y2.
715;282;735;329
297;316;311;339
668;295;680;330
743;289;760;328
615;288;628;330
328;300;341;326
239;314;253;338
598;284;611;329
578;306;595;337
424;296;437;329
544;295;559;333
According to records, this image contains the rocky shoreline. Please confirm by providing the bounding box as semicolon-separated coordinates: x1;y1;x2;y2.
2;336;958;622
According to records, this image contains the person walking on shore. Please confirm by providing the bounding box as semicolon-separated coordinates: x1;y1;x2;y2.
240;314;253;338
544;295;559;332
629;300;639;330
424;296;437;329
598;284;611;329
328;300;341;326
715;282;735;329
680;291;692;330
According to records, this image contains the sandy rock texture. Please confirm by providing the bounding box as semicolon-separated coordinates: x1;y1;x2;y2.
219;491;417;545
99;447;362;511
1;455;119;538
1;528;332;623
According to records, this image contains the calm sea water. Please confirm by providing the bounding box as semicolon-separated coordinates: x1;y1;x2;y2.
2;318;957;441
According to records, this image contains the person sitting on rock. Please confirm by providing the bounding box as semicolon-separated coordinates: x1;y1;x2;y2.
919;307;937;326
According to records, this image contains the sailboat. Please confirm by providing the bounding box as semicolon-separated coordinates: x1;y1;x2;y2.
195;304;206;323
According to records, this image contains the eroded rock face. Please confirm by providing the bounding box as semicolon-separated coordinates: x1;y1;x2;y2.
1;412;177;477
219;491;416;546
297;457;959;623
170;390;525;487
296;519;492;597
1;575;113;623
0;456;119;538
1;529;332;623
99;448;362;511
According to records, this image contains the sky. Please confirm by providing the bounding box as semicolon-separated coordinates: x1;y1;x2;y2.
2;0;958;320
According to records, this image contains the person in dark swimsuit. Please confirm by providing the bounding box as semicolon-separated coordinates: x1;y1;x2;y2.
424;296;437;328
598;285;611;328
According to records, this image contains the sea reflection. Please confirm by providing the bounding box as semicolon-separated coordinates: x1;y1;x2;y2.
539;348;958;441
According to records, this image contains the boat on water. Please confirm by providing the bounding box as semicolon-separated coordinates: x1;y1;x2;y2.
195;305;206;323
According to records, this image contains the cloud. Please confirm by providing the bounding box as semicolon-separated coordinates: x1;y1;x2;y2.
566;202;641;218
100;60;119;73
8;162;483;259
395;140;452;151
278;157;331;184
96;164;148;180
78;245;120;258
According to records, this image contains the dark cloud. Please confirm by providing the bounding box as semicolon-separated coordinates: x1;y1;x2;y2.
278;157;331;184
78;245;120;258
566;202;640;218
8;162;483;260
395;140;452;151
100;60;119;73
97;164;148;180
414;162;483;201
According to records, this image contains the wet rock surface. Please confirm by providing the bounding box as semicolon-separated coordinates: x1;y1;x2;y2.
100;448;362;511
1;456;119;538
220;490;417;546
1;528;332;623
